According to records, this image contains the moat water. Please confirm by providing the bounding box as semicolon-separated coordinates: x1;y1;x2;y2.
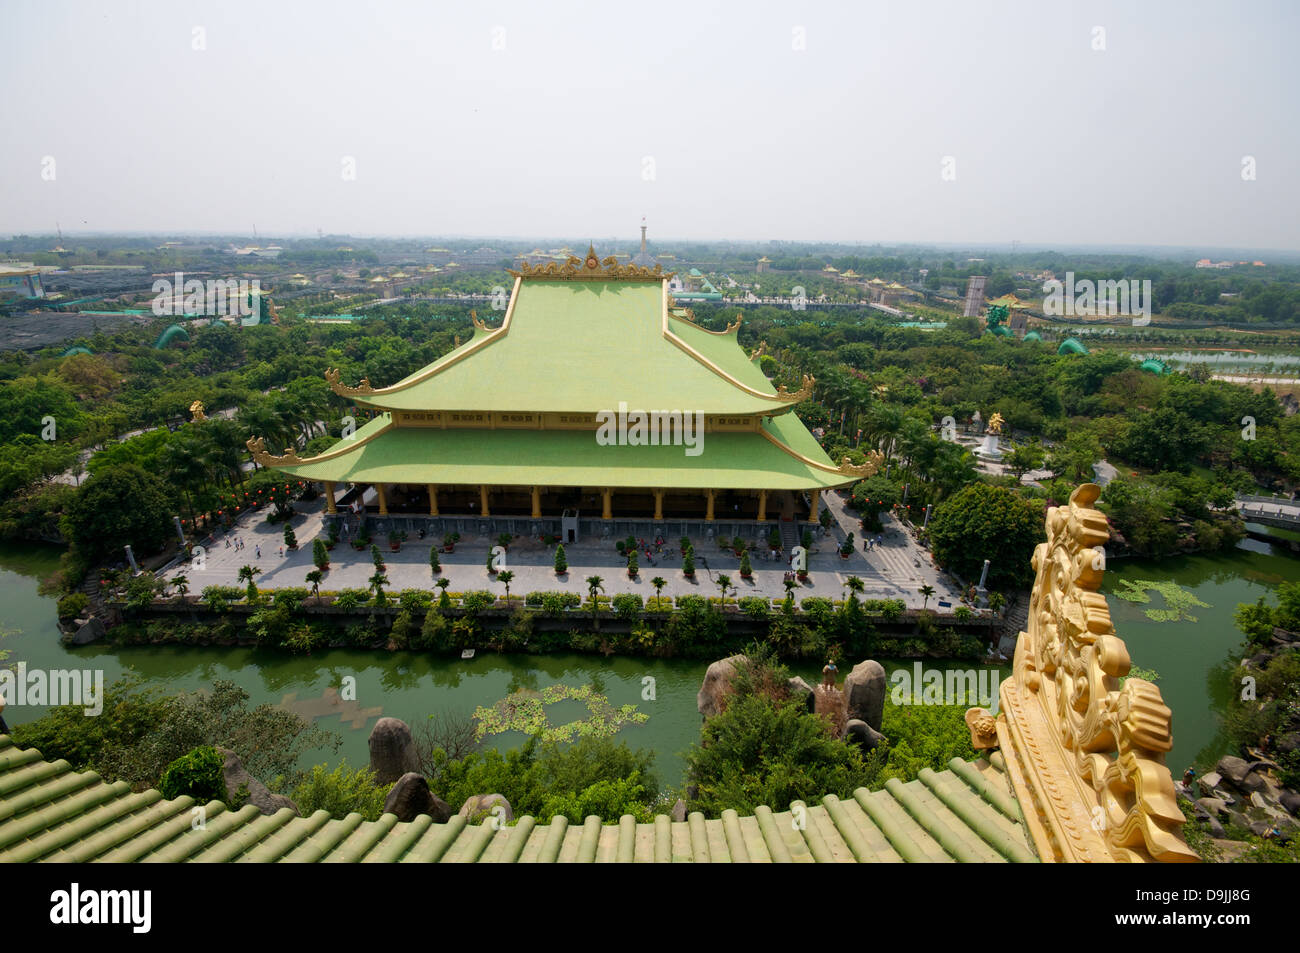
1;536;1296;785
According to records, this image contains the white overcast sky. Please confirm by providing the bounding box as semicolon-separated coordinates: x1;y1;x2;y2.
2;0;1296;250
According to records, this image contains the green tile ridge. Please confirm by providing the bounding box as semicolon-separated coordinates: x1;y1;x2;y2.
947;756;1024;824
918;767;1036;863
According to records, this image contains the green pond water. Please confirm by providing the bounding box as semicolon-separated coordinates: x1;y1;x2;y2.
1;535;1296;786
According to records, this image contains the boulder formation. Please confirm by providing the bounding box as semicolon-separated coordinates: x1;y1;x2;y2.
382;772;452;823
215;747;299;817
368;717;419;785
844;660;887;731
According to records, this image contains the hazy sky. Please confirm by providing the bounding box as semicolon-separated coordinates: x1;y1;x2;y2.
2;0;1297;250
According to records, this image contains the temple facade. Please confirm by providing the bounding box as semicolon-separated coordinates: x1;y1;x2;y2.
248;247;877;542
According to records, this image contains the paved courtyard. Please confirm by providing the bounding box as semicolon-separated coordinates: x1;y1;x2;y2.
167;489;967;609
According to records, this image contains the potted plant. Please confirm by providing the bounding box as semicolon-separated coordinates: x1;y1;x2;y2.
616;540;627;557
371;543;385;572
627;550;639;578
429;546;441;577
768;527;781;552
739;550;753;579
496;532;513;551
283;523;298;551
388;530;402;552
801;529;813;550
682;547;696;579
443;532;458;553
486;548;497;575
326;523;339;551
313;538;330;572
797;567;809;582
733;538;746;558
840;532;854;559
554;543;567;576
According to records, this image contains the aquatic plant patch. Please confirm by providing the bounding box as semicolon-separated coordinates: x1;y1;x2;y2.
1111;579;1210;622
472;683;648;743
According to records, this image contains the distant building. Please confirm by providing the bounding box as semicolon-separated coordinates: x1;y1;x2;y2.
0;265;45;299
962;276;987;317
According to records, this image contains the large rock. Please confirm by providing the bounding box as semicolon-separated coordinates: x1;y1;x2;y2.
844;660;887;731
697;654;747;718
369;717;419;785
458;793;513;825
1196;797;1227;817
671;798;687;822
845;719;886;754
69;617;106;646
787;676;815;713
1216;755;1251;784
382;772;451;823
1280;791;1300;817
216;747;299;817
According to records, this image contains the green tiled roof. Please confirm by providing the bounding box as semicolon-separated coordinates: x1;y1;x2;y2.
0;735;1036;862
353;281;792;415
275;414;850;490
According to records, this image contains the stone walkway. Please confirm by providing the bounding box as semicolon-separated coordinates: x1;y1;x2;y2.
165;493;968;609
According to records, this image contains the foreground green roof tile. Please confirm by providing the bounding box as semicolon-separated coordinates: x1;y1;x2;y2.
0;735;1036;863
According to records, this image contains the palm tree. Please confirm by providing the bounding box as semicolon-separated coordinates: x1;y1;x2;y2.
237;564;261;602
171;574;190;602
918;583;935;609
715;573;733;602
497;569;514;601
435;576;451;609
305;568;323;604
844;575;864;607
586;575;604;630
650;576;667;611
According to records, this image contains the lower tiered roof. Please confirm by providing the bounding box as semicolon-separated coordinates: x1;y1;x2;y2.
0;735;1036;863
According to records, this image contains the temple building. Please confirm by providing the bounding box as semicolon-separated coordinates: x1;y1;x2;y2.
247;246;876;543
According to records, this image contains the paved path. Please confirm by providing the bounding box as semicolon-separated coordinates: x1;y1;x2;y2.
165;494;967;609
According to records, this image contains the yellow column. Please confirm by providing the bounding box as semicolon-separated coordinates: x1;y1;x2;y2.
426;484;438;517
806;489;820;524
324;481;338;514
376;483;388;516
480;484;491;518
531;486;541;519
653;489;663;521
756;489;767;522
601;488;613;520
705;489;715;522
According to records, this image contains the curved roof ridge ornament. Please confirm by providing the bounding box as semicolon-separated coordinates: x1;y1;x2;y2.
246;436;304;467
324;367;376;398
775;374;815;403
836;450;883;479
508;244;674;282
970;482;1198;863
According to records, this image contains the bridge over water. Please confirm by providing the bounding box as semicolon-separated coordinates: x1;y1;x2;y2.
1236;494;1300;530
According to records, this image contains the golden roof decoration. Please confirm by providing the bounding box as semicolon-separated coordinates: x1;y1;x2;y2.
972;483;1197;863
507;244;675;282
776;373;815;403
324;367;376;398
836;450;884;479
749;340;769;361
724;315;742;334
246;436;303;467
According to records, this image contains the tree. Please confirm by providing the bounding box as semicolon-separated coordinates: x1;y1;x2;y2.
497;569;514;600
283;523;298;550
291;760;390;821
844;575;864;606
626;550;638;576
918;584;935;609
368;570;389;606
61;463;177;561
312;537;328;569
650;576;667;611
927;483;1045;590
1005;441;1046;480
586;575;604;630
237;564;262;602
305;568;323;604
682;547;696;577
429;545;441;576
739;550;753;577
715;573;734;601
553;543;567;574
436;577;451;609
171;574;190;601
1046;431;1103;483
